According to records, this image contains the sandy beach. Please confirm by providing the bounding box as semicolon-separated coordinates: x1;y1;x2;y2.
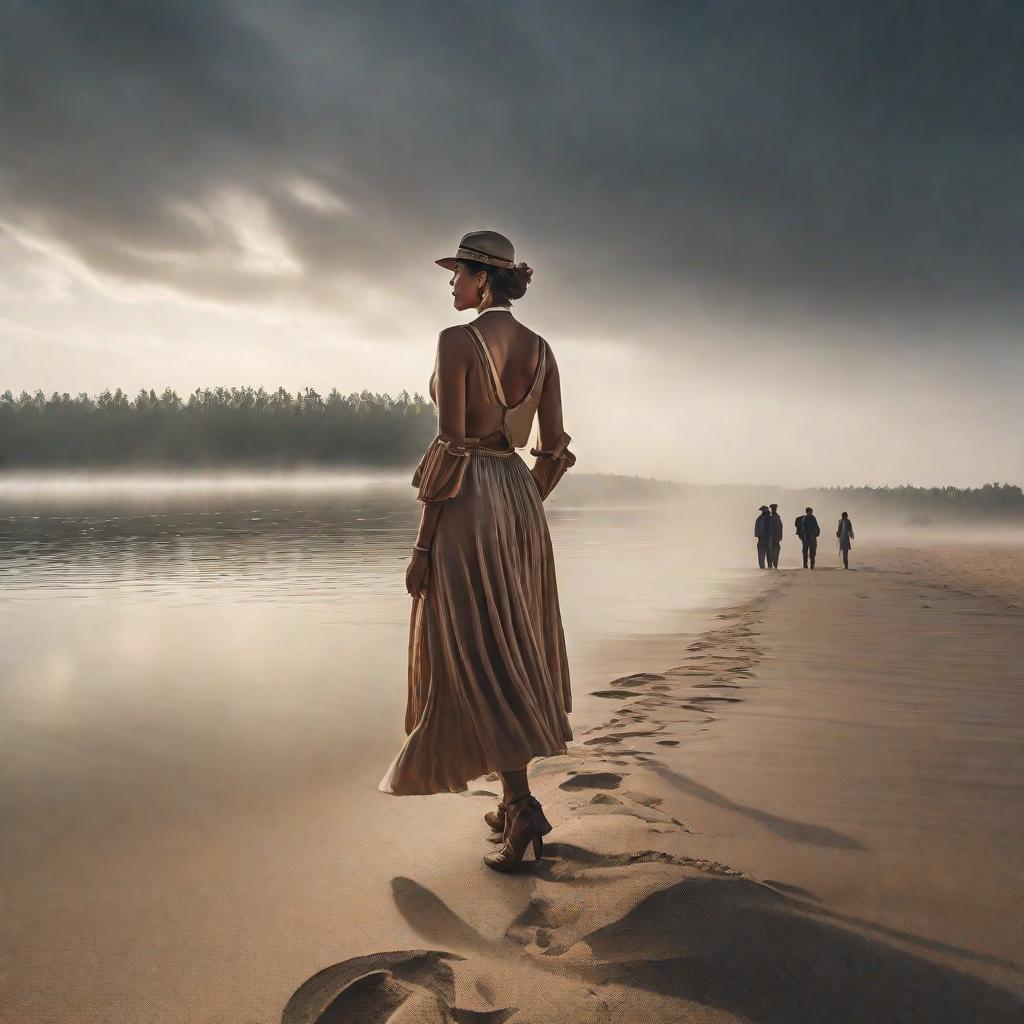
281;544;1024;1024
5;542;1023;1023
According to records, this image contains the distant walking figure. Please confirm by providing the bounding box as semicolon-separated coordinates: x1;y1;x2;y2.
800;506;820;569
379;230;577;874
767;503;783;569
837;511;855;568
754;505;770;569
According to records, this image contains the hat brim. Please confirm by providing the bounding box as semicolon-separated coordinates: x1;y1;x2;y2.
436;252;515;271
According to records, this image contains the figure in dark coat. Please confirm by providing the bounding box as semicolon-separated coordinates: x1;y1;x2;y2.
754;505;770;569
800;506;820;569
837;512;855;569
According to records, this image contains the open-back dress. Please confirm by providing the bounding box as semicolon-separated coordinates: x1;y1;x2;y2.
378;321;577;795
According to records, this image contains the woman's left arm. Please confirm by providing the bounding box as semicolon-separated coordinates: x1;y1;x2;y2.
407;330;468;597
417;328;468;544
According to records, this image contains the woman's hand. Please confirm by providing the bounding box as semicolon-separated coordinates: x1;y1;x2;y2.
406;547;431;599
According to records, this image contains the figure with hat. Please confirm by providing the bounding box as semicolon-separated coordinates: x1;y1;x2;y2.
755;505;770;569
379;231;576;874
767;503;783;568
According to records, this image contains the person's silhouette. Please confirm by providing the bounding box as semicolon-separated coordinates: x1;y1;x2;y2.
754;505;770;569
800;506;820;568
837;511;855;568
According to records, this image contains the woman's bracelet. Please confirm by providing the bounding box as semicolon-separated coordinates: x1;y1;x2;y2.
413;543;431;553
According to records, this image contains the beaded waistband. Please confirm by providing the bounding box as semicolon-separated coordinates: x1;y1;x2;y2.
459;431;519;457
466;444;518;458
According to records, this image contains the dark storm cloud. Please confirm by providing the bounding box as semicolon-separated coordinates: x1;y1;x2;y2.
2;0;1023;335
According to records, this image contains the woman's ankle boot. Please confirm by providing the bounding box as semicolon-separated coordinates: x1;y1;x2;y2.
483;794;552;872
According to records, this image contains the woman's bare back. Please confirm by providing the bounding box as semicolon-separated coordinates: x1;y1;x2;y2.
432;311;566;450
465;314;544;439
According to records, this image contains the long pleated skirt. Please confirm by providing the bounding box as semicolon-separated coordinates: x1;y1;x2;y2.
378;450;573;795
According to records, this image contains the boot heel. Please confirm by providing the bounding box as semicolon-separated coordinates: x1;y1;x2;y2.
484;794;552;873
528;801;552;836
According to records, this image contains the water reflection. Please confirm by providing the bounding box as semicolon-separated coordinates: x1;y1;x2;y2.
1;500;414;610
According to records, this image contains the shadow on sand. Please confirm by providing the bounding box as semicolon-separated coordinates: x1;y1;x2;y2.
283;866;1022;1023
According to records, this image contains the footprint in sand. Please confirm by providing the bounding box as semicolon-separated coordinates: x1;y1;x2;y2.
608;672;666;687
589;729;663;741
590;689;643;698
539;843;741;876
656;740;680;746
559;771;623;791
282;949;517;1024
621;790;663;807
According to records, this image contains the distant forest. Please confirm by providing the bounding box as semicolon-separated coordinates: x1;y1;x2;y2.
806;483;1024;522
0;387;437;468
557;476;1024;521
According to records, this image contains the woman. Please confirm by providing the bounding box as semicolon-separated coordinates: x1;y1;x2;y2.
837;511;855;569
378;230;577;873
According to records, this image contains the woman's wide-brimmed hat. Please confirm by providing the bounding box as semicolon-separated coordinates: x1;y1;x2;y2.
436;230;516;271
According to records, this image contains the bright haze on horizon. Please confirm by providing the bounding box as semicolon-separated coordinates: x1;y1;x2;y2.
1;2;1021;488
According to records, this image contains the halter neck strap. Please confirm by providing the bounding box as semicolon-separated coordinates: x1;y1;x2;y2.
464;324;545;411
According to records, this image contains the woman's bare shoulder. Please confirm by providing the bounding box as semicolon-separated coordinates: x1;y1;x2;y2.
438;324;471;344
435;324;475;368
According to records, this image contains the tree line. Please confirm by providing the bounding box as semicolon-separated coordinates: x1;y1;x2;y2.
0;387;437;467
809;482;1024;521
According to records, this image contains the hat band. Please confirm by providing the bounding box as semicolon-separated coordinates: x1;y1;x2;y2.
455;245;515;268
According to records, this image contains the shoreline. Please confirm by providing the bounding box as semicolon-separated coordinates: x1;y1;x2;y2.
284;547;1024;1024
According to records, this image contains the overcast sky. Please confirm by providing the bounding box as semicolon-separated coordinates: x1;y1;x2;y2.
2;0;1021;485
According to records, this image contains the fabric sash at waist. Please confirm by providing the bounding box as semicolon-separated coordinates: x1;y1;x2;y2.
463;429;518;456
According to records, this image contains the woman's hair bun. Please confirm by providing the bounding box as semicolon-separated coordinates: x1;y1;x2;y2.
512;260;536;292
486;260;533;301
